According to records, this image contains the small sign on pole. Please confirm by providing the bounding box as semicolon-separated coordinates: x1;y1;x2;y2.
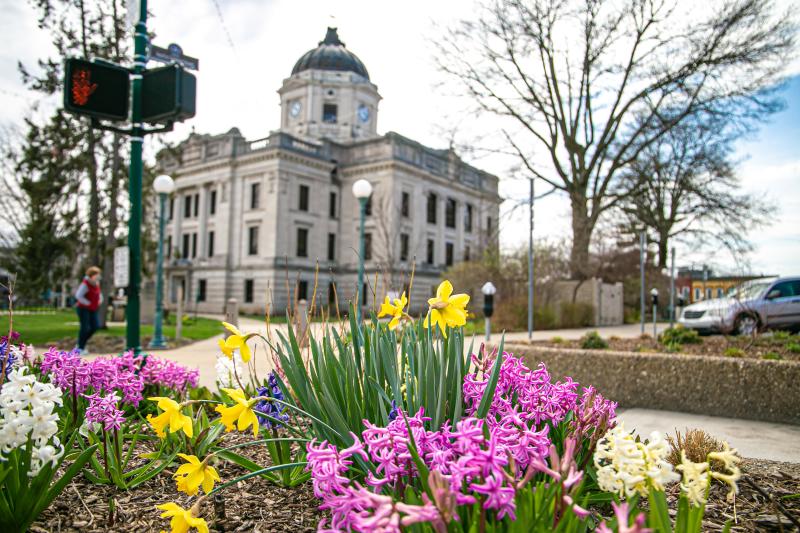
114;246;130;288
148;43;199;71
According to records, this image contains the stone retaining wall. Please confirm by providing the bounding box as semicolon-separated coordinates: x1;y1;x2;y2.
506;344;800;425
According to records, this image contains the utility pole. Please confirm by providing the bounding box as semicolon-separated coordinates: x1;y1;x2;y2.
640;231;646;335
528;177;534;340
126;0;148;353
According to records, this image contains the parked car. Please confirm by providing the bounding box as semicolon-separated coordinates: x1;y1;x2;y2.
678;276;800;335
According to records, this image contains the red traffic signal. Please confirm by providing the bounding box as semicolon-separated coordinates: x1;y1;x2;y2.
63;58;130;121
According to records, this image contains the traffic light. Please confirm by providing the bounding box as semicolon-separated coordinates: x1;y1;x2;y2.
63;58;130;121
142;64;196;124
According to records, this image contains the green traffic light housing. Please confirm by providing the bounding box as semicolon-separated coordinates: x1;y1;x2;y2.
63;58;130;121
142;64;196;124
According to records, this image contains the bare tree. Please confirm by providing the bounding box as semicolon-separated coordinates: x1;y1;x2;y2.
371;193;420;293
435;0;796;278
618;113;771;268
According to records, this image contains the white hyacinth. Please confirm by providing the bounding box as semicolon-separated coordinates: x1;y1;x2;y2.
215;353;244;388
0;367;64;475
594;424;680;498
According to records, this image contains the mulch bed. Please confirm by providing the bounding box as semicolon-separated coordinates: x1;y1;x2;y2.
527;334;800;362
30;434;799;532
52;335;197;354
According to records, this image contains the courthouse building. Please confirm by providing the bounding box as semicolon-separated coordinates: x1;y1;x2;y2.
159;28;501;314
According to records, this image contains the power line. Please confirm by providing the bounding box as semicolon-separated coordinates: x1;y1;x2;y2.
209;0;236;54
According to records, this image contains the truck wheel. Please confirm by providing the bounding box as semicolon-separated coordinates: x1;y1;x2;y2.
735;314;758;336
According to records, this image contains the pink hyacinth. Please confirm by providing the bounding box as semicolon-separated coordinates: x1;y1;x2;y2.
597;501;651;533
84;392;125;431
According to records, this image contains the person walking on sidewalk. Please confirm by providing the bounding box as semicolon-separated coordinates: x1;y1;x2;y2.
75;266;103;355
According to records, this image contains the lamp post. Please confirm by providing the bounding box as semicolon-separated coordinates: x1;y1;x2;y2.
482;281;497;342
148;174;175;349
352;179;373;325
650;287;659;338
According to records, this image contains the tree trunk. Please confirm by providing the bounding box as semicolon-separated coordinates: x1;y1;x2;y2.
569;197;593;280
656;233;669;270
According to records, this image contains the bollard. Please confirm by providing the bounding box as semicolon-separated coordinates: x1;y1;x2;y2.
224;298;238;339
296;299;308;347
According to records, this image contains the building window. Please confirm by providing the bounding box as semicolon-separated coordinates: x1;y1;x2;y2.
445;198;457;229
207;231;215;257
364;194;372;216
191;233;198;258
297;227;308;257
362;282;368;306
683;287;690;297
169;198;174;220
329;191;337;218
486;216;493;236
716;288;724;298
445;242;454;267
183;195;192;218
298;280;308;301
197;279;207;302
400;233;409;261
328;282;336;305
209;190;217;215
464;245;471;261
401;192;410;218
426;239;434;265
248;226;259;255
182;234;190;258
193;194;199;217
323;103;338;123
250;182;260;209
327;233;336;261
299;184;310;211
706;288;712;300
364;232;372;261
465;204;473;233
427;193;437;224
244;279;254;303
694;288;701;301
166;235;172;259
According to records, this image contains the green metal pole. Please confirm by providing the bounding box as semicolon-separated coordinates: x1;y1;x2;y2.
357;197;367;325
126;0;148;353
148;193;167;349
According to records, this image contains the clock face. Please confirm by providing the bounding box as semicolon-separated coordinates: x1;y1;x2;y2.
289;101;302;118
358;104;370;123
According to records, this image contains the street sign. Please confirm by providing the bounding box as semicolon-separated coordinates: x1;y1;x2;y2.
63;58;130;121
149;43;199;71
114;246;130;288
141;64;196;124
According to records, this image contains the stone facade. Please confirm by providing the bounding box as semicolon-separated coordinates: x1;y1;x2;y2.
160;29;501;315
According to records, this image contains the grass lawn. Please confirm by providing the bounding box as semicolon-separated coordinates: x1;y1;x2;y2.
1;310;222;346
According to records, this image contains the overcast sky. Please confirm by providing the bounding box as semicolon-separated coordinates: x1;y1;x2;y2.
1;0;798;276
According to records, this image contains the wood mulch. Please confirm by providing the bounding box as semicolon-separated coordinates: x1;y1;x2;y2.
30;436;800;532
52;335;197;353
528;334;800;362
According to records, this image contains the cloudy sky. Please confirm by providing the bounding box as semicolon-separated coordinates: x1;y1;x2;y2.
1;0;798;276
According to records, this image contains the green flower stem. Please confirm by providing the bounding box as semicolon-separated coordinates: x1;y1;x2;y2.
208;462;307;495
217;437;311;452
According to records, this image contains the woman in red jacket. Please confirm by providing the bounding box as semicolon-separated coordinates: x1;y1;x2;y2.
75;266;103;355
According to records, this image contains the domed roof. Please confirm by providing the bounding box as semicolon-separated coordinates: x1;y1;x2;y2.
291;27;370;80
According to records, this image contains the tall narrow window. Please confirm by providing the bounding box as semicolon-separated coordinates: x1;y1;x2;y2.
299;184;310;211
182;234;189;258
427;193;437;224
169;198;174;220
244;279;254;303
329;191;337;218
445;242;454;266
364;194;372;216
197;280;207;302
364;232;372;260
426;239;434;265
464;245;471;261
166;235;172;259
465;204;473;233
209;190;217;215
323;103;338;123
328;282;336;305
191;233;198;258
297;228;308;257
401;192;410;218
298;280;309;301
183;196;192;218
400;233;409;262
486;216;493;236
250;182;260;209
193;194;199;217
327;233;336;261
248;226;259;255
445;198;456;228
362;282;368;305
207;231;215;257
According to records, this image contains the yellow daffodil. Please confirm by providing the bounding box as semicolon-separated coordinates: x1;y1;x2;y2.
221;322;252;362
157;502;209;533
378;292;408;329
217;338;234;359
708;442;742;502
147;397;193;438
215;388;259;437
174;453;220;496
424;280;469;338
